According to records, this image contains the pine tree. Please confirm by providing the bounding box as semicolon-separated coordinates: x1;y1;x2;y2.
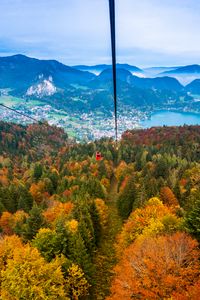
32;228;62;262
33;163;43;181
73;201;96;254
83;177;105;199
22;204;47;241
89;201;102;246
185;197;200;241
133;183;147;210
0;186;16;213
0;200;5;215
68;231;95;282
17;187;33;212
117;176;136;219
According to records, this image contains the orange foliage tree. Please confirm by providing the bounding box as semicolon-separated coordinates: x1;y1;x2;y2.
0;210;28;235
30;181;46;204
0;212;13;235
172;279;200;300
160;186;179;207
107;232;200;300
43;200;73;226
0;167;9;186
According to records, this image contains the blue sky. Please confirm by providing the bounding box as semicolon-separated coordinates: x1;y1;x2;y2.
0;0;200;67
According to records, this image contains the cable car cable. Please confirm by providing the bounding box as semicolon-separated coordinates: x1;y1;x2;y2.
109;0;118;143
1;1;118;146
0;103;40;123
0;103;76;146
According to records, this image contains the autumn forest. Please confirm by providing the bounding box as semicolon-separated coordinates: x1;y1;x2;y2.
0;121;200;299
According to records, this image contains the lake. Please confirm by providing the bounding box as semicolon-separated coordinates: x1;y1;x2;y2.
141;110;200;128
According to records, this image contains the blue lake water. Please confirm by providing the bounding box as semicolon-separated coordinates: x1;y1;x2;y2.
141;110;200;128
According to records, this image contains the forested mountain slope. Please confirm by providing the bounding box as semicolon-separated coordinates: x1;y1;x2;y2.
0;54;196;115
0;122;200;299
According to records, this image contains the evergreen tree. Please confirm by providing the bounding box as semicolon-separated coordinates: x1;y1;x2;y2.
22;204;47;240
83;177;105;199
0;186;17;213
0;200;5;215
185;196;200;241
17;187;33;212
33;163;43;181
98;160;107;178
32;228;63;262
78;218;95;254
133;183;147;210
68;231;94;282
73;200;96;254
49;171;59;192
89;201;102;246
154;157;169;179
117;176;136;219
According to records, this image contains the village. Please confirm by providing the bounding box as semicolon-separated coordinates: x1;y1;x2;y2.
0;100;147;140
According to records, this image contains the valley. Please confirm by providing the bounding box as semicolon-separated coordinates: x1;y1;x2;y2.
1;55;200;141
1;91;200;141
0;95;145;140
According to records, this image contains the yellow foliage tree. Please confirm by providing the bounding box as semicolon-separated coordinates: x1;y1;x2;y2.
115;161;128;181
66;263;90;300
66;219;79;233
100;178;110;192
95;198;108;228
1;244;69;300
116;197;182;255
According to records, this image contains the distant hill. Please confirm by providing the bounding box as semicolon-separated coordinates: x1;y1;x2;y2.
73;64;109;74
160;64;200;75
158;65;200;85
73;63;144;75
144;66;179;77
91;68;183;91
185;79;200;94
131;76;183;91
90;68;133;87
0;121;69;157
0;54;95;96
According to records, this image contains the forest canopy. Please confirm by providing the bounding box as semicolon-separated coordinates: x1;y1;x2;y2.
0;122;200;299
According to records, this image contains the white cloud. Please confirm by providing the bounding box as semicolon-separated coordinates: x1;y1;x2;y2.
0;0;200;66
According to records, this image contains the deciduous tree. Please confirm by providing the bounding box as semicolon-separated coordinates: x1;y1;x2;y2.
108;233;200;300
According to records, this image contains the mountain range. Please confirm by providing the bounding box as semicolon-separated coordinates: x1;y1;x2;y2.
0;54;95;94
73;63;144;75
0;54;200;112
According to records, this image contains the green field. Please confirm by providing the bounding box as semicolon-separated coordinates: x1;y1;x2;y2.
0;96;23;106
0;96;44;107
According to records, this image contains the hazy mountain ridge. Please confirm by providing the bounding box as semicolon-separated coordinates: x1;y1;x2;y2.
0;54;199;114
73;63;143;75
159;64;200;85
160;64;200;75
185;79;200;94
0;54;95;94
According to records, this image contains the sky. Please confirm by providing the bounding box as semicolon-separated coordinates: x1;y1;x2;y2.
0;0;200;67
